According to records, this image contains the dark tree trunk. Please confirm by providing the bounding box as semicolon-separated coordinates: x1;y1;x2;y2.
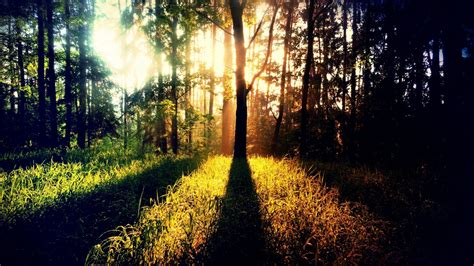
341;0;348;153
300;0;316;159
46;0;57;146
185;32;192;146
16;22;26;118
77;0;87;149
272;0;294;154
229;0;247;159
123;90;128;149
414;46;424;113
8;19;16;116
429;31;441;110
349;0;358;157
64;0;72;147
37;0;46;146
170;0;179;154
155;0;167;153
322;20;329;114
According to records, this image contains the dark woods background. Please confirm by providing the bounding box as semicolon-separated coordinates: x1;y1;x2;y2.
0;0;473;262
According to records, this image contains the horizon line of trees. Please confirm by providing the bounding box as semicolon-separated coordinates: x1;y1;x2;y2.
0;0;472;174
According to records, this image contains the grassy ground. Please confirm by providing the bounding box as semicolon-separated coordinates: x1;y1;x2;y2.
1;150;443;264
87;156;391;265
0;149;201;265
312;161;447;264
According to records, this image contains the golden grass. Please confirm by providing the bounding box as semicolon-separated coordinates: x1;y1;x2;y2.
0;155;171;223
87;156;390;264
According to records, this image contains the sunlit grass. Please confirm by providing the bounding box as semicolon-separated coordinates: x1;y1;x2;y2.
0;148;174;224
87;156;390;264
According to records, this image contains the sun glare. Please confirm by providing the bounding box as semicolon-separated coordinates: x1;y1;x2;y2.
92;0;156;93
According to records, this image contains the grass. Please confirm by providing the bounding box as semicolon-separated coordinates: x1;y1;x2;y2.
1;148;441;264
0;138;146;172
311;161;446;263
0;154;164;224
87;156;391;265
0;146;201;265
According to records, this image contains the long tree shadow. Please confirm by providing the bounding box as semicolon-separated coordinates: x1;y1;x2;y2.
205;158;267;265
0;157;200;266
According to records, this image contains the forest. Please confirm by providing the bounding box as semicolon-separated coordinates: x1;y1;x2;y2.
0;0;472;264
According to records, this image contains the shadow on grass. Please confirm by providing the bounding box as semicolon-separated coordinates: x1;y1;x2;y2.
204;158;267;265
0;157;200;266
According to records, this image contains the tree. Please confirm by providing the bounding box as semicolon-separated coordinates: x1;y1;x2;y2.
228;0;247;158
64;0;72;147
170;0;179;154
37;0;47;147
271;0;295;154
300;0;316;159
78;0;88;149
46;0;57;146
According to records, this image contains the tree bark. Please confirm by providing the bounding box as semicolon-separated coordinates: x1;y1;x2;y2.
170;0;179;154
300;0;316;159
341;0;348;153
229;0;247;159
37;0;46;146
64;0;72;147
46;0;57;146
429;30;441;110
16;22;26;118
349;0;358;157
78;0;87;149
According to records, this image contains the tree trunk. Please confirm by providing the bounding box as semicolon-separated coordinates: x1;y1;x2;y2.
300;0;316;159
155;0;167;153
229;0;247;159
78;0;87;149
185;33;192;146
429;31;441;109
271;0;294;154
37;0;46;146
349;0;358;157
64;0;72;147
341;0;348;153
209;0;216;117
46;0;57;146
414;46;424;113
8;18;16;116
170;0;179;154
123;89;128;149
16;22;26;118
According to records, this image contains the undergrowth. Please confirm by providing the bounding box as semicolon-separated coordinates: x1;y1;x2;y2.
87;156;391;265
0;150;176;224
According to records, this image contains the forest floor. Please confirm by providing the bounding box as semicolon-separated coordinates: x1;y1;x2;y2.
0;148;445;265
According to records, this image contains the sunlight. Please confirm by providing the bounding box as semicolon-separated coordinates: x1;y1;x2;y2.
92;0;156;93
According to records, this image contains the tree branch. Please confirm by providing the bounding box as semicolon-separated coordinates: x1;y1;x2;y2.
246;4;279;95
191;7;233;36
312;0;335;25
246;5;270;50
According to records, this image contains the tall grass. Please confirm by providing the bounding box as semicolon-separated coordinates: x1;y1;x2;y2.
0;149;174;224
0;137;143;172
87;156;390;264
